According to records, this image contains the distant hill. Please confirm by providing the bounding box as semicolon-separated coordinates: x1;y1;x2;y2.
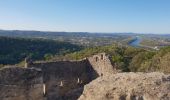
0;36;81;65
0;30;135;46
0;30;136;38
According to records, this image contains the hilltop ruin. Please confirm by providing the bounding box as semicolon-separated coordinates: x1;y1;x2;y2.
1;53;170;100
0;53;116;100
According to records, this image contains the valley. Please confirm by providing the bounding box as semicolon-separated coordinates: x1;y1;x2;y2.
0;30;170;73
1;0;170;99
0;30;170;100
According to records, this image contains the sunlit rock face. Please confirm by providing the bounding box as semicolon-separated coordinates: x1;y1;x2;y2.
79;72;170;100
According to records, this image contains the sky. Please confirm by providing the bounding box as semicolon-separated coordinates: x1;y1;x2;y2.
0;0;170;34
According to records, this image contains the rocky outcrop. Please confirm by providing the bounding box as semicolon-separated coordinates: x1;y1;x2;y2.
79;72;170;100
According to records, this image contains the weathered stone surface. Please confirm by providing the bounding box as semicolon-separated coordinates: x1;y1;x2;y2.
79;72;170;100
27;53;116;100
0;67;44;100
0;53;116;100
1;53;170;100
29;60;97;100
88;53;117;77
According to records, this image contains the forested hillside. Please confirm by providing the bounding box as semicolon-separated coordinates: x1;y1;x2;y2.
50;44;145;72
50;44;170;73
130;47;170;73
0;35;170;73
0;36;82;65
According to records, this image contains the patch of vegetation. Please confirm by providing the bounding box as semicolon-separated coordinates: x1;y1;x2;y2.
0;64;4;69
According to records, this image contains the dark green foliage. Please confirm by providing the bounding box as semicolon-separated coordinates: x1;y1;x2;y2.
44;53;53;60
1;35;170;73
57;44;119;60
0;36;82;64
54;45;170;73
51;44;144;72
129;51;156;72
129;46;170;73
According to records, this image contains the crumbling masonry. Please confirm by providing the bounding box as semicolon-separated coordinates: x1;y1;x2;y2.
0;53;116;100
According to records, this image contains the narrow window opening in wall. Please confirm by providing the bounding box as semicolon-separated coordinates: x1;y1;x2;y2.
101;54;104;60
43;83;46;96
77;78;83;84
77;78;80;84
96;57;98;62
60;81;63;87
101;73;103;76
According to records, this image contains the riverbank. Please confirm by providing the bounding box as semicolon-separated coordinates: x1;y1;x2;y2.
128;37;159;50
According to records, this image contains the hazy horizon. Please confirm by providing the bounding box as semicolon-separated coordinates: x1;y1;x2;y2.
1;29;170;35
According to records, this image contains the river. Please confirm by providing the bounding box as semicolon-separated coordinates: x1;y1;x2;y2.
128;37;158;50
128;36;142;47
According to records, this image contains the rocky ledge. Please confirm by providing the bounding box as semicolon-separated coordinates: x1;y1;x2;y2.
79;72;170;100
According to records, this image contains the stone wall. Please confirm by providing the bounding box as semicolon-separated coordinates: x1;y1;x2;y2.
28;60;98;100
27;53;115;99
88;53;116;76
0;53;116;100
0;67;44;100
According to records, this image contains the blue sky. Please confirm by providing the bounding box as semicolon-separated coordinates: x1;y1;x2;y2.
0;0;170;33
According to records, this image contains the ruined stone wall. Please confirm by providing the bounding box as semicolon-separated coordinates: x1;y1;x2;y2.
0;53;116;100
26;53;115;99
0;67;44;100
87;53;116;77
29;60;97;83
28;60;97;100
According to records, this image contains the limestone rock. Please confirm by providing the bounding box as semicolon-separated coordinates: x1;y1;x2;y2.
79;72;170;100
